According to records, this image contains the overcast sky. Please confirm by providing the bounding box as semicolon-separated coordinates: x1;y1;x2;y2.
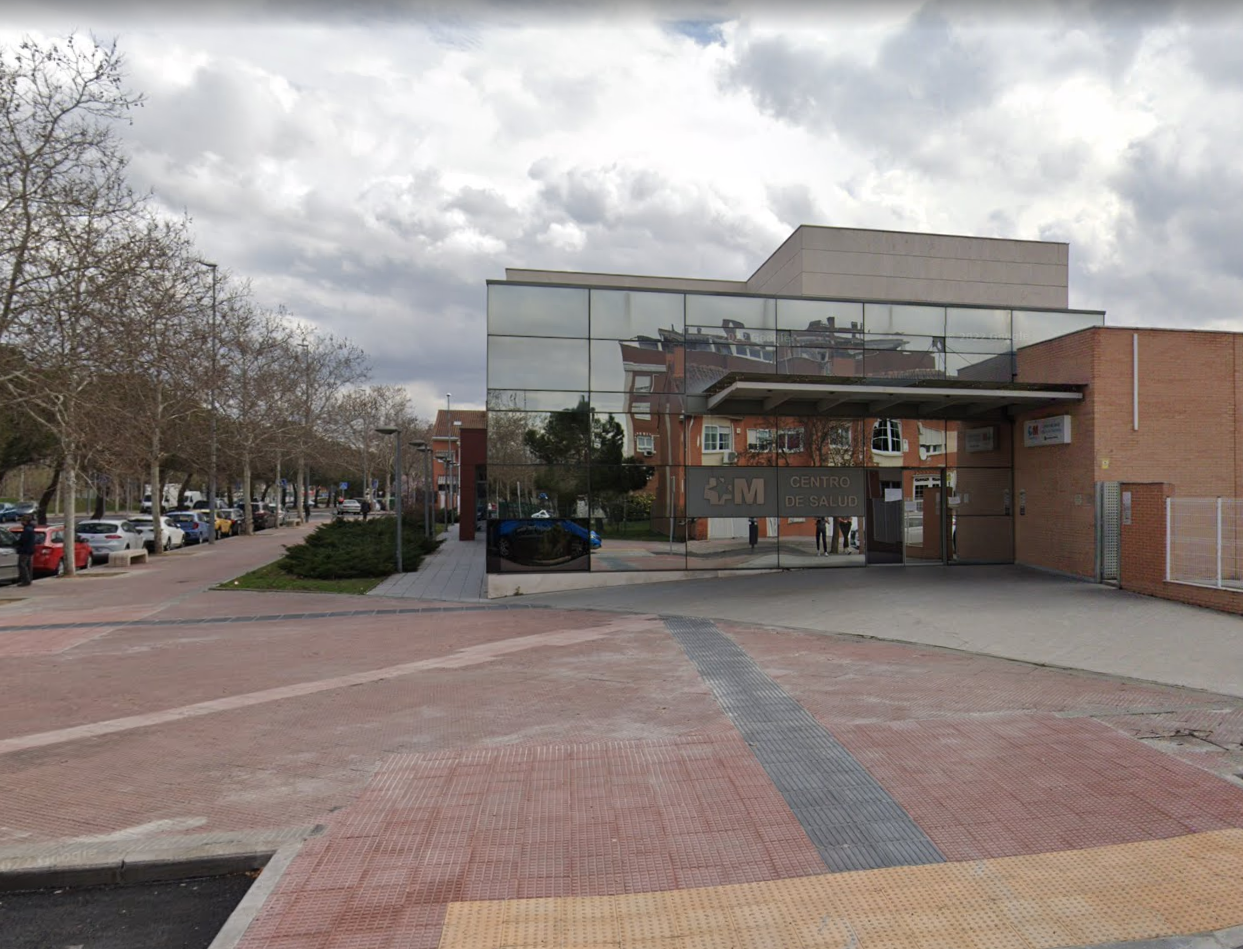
4;0;1240;419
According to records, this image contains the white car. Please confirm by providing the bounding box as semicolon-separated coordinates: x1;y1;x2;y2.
336;499;362;515
76;520;145;563
128;515;186;552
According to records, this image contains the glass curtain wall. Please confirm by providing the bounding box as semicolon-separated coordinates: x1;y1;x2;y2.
487;284;1101;573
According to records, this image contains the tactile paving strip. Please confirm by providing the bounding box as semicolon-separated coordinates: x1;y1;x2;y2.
439;828;1243;949
663;616;944;872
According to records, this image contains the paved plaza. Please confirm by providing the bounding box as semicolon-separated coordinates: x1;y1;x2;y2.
2;533;1243;947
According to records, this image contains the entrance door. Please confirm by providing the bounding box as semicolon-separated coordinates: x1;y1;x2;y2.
865;471;904;565
905;469;946;565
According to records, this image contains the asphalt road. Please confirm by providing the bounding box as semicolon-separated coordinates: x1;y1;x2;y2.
0;873;254;949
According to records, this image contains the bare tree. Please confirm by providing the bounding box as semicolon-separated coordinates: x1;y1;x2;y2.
0;34;143;356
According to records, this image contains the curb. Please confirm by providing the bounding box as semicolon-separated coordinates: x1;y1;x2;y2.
0;825;320;892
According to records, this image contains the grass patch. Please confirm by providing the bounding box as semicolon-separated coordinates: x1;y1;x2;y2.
220;561;384;595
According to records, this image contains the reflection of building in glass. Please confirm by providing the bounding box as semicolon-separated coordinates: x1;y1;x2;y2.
483;224;1136;593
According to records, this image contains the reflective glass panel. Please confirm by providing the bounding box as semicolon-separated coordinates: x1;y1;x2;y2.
592;412;682;466
948;514;1014;563
488;390;588;412
485;465;588;518
487;284;588;337
945;334;1013;355
777;346;864;379
489;336;589;390
946;307;1012;342
588;466;686;572
946;352;1013;382
947;420;1011;466
587;390;687;416
685;345;776;394
591;338;682;394
778;515;862;568
1012;310;1104;348
686;515;778;569
863;337;945;380
865;304;946;336
948;467;1013;516
686;294;777;337
590;289;684;340
486;515;592;573
503;406;592;466
777;298;864;334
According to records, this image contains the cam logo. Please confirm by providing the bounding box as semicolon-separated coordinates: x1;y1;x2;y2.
704;476;765;507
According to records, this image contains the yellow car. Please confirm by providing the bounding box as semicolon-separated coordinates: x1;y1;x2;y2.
212;509;238;538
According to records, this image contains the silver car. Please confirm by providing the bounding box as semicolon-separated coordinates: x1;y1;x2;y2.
0;527;17;584
76;519;144;563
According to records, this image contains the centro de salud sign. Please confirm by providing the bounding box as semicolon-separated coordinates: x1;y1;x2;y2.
1023;415;1072;447
686;467;865;519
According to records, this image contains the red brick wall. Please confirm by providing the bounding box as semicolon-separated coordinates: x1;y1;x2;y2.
458;428;486;541
1120;481;1243;616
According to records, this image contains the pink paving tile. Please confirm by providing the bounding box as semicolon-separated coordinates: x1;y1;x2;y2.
832;713;1243;860
237;735;826;949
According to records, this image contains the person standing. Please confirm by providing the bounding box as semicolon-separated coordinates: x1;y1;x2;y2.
837;516;853;553
814;515;828;556
17;515;37;586
360;498;371;521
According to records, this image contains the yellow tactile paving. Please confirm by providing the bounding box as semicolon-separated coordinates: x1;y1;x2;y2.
438;830;1243;948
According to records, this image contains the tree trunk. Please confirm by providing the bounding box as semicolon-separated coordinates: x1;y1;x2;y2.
64;451;78;576
150;455;163;554
177;472;193;508
275;456;282;529
241;455;253;535
37;461;62;526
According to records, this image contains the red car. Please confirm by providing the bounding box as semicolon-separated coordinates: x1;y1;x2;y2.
32;525;93;577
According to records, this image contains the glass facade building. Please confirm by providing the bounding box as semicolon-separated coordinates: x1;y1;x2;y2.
485;282;1103;576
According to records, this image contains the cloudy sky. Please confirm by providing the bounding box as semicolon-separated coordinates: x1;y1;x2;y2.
4;0;1241;419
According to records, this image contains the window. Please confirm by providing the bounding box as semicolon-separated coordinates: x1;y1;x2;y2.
633;374;652;392
918;422;946;459
632;401;652;420
778;428;804;453
703;424;732;452
747;428;773;452
872;418;903;455
636;433;655;454
829;424;852;451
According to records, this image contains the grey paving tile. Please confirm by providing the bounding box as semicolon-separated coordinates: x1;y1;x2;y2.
664;615;944;873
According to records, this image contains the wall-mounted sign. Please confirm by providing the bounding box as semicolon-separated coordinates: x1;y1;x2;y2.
965;427;996;453
685;467;865;518
1023;415;1072;447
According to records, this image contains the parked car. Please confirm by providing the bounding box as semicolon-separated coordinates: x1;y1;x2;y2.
233;503;276;531
0;501;37;523
214;509;238;537
493;518;601;565
336;498;362;515
166;511;213;545
0;526;17;584
129;515;186;552
32;526;92;577
76;519;144;563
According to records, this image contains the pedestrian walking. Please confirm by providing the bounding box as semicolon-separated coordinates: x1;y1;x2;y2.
748;517;759;552
17;515;36;586
360;498;371;521
814;515;828;555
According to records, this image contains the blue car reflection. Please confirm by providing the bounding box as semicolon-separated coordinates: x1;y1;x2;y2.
492;518;601;566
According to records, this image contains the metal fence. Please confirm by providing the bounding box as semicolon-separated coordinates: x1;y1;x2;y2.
1167;498;1243;589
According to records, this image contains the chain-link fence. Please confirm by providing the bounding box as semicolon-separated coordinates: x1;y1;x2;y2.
1168;498;1243;588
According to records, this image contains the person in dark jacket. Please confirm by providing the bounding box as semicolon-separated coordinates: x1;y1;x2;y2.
17;515;37;586
360;498;371;521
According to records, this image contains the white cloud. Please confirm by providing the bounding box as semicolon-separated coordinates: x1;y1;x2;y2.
3;2;1243;418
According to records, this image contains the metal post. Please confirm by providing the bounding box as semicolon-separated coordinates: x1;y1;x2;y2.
444;394;452;537
424;449;432;537
1165;496;1172;582
394;437;403;574
203;262;218;544
1217;497;1223;588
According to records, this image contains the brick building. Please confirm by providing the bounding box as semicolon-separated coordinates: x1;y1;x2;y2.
482;224;1233;596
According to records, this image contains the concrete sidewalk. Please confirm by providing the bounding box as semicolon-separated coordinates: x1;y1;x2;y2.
368;531;486;602
518;564;1243;698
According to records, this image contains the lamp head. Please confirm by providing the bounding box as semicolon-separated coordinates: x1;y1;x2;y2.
374;426;399;436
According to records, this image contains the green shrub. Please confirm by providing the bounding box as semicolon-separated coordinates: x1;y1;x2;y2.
279;514;439;579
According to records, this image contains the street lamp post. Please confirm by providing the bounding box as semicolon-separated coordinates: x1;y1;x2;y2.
198;260;219;544
375;427;402;573
410;440;431;538
444;393;452;536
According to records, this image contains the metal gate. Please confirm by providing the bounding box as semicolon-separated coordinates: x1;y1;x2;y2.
1096;481;1121;583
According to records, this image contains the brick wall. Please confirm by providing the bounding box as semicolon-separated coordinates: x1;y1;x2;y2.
1015;326;1243;580
1120;481;1243;616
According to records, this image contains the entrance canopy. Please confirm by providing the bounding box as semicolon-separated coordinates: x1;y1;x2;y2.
703;373;1084;420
